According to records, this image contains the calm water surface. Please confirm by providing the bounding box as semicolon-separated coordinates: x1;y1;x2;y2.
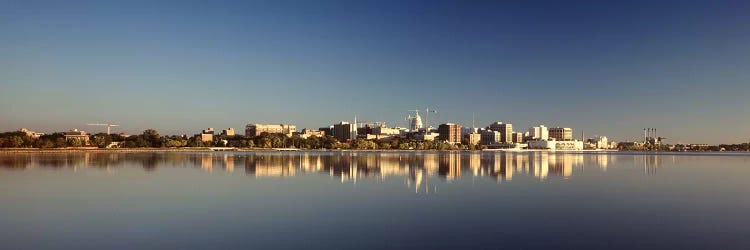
1;151;749;249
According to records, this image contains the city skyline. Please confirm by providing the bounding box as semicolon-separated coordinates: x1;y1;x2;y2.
2;0;749;144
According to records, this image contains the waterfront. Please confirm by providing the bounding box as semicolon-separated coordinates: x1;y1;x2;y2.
2;151;750;249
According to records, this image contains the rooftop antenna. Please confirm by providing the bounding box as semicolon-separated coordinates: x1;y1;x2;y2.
472;112;475;129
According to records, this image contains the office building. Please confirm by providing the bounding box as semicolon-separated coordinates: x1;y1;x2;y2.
438;123;462;144
63;129;90;143
512;132;524;143
528;125;549;141
319;126;333;137
333;122;356;142
481;130;502;145
488;122;513;143
200;128;214;142
527;140;583;150
221;128;235;137
245;124;296;137
549;127;573;141
467;133;481;146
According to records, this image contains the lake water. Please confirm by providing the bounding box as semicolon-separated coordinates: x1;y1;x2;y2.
1;151;749;249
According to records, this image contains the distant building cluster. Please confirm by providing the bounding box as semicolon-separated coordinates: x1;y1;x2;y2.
8;107;625;151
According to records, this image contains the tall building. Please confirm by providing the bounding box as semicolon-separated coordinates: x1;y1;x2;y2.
549;127;573;141
319;126;333;137
528;125;549;141
245;124;296;137
480;130;502;145
488;122;512;143
437;123;462;144
333;122;356;142
467;133;481;146
200;128;215;142
511;132;524;143
221;128;235;137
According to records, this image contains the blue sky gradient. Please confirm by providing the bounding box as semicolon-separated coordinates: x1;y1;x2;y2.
1;0;749;143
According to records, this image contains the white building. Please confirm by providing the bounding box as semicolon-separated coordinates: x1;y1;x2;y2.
407;112;423;131
528;125;549;141
414;132;439;141
372;126;401;135
527;139;583;150
589;136;611;149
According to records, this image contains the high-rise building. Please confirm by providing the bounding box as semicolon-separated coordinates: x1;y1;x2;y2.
333;122;356;142
480;130;502;145
437;123;462;144
549;127;573;141
319;126;333;137
511;132;524;143
488;122;512;143
245;124;296;137
200;128;215;142
221;128;235;137
467;133;481;146
528;125;549;141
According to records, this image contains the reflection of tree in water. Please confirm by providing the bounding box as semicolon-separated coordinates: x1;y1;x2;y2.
0;154;33;169
139;154;160;171
1;152;613;187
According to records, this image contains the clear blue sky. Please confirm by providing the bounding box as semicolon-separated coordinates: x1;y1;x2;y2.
1;0;749;144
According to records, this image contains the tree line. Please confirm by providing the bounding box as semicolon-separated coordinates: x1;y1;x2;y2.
0;129;485;150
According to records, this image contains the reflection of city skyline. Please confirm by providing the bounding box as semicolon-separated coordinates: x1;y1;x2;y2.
0;152;624;184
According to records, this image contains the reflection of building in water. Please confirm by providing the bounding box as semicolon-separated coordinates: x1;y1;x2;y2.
300;154;324;172
223;154;234;173
488;153;513;182
201;154;213;172
643;155;660;175
466;153;481;176
422;154;439;176
596;154;610;171
548;154;572;178
244;154;297;177
438;153;461;180
531;153;549;180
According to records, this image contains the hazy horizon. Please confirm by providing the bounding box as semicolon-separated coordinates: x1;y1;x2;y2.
2;0;749;144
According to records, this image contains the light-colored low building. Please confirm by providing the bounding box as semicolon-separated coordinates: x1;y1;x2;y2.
372;126;401;135
63;129;90;143
298;129;325;139
19;128;44;139
414;132;439;141
527;140;583;150
245;124;296;137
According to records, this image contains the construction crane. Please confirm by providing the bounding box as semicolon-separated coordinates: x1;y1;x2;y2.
424;107;437;130
87;123;120;135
